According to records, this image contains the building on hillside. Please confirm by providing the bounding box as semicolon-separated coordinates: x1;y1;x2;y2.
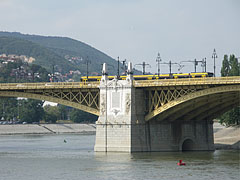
0;54;35;64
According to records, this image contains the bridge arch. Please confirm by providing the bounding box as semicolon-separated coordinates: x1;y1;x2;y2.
145;85;240;121
0;91;99;116
181;138;195;151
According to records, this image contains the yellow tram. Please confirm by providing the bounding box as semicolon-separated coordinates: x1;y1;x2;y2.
81;72;214;82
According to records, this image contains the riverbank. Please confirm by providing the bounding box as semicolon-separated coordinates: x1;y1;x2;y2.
0;122;239;150
214;122;239;150
0;124;96;135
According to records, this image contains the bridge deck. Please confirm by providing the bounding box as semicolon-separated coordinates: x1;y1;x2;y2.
0;77;239;90
0;82;100;90
134;76;240;87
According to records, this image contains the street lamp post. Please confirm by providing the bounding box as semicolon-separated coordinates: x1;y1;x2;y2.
156;52;162;77
212;49;218;77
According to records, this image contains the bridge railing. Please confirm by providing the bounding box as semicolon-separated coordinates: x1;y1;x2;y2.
0;76;239;89
0;81;100;90
134;76;240;87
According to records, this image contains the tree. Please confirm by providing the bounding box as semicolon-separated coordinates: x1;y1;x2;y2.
0;98;18;121
69;109;98;123
19;99;45;123
57;104;69;120
220;54;240;126
0;61;50;83
221;55;230;76
43;105;60;123
229;55;240;76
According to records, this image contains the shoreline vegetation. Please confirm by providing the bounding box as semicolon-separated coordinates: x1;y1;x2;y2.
0;122;239;150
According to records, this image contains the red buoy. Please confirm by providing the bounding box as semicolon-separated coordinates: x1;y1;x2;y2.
177;160;186;166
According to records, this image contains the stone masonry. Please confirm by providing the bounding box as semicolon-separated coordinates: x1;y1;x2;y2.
94;63;215;152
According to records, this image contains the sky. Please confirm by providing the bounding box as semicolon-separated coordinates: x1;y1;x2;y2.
0;0;239;76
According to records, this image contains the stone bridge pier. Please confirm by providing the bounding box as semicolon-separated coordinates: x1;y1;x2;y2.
94;63;215;152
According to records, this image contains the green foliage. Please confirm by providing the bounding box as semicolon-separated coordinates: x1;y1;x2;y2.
220;54;240;126
0;98;45;123
0;36;76;73
69;108;98;123
228;55;240;76
0;31;141;76
219;107;240;126
57;104;69;120
0;97;98;124
19;99;45;123
221;55;230;76
44;105;60;123
0;31;120;123
221;54;239;77
30;64;50;82
0;98;18;121
0;61;50;83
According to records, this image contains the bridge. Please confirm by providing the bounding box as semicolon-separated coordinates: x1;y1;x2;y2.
0;63;239;152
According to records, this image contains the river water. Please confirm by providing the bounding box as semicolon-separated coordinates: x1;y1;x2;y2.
0;134;239;180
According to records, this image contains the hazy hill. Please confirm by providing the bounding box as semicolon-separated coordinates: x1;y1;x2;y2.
0;36;76;73
0;31;124;75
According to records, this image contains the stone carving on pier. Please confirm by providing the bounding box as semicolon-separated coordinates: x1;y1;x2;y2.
107;77;123;90
125;93;131;114
112;108;120;116
100;94;106;115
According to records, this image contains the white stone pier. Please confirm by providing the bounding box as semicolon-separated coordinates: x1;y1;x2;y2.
94;62;149;152
94;63;215;152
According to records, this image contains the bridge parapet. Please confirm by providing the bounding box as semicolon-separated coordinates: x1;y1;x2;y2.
0;82;99;90
134;76;240;87
0;81;100;115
